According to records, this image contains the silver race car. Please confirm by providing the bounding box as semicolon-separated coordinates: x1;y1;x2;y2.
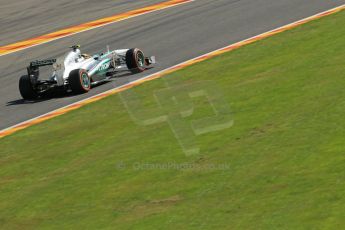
19;45;155;100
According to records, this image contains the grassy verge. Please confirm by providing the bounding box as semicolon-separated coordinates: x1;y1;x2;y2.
1;10;345;229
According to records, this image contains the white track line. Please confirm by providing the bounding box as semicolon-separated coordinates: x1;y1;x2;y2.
0;0;194;57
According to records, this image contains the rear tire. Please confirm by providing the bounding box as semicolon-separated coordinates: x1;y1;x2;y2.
69;69;91;94
126;48;146;74
19;75;38;100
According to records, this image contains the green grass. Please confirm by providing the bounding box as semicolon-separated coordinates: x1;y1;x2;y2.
1;10;345;229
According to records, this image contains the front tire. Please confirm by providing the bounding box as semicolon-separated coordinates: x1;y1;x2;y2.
19;75;38;100
69;69;91;94
126;48;146;74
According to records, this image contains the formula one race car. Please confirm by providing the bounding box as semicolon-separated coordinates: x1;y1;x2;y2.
19;45;155;100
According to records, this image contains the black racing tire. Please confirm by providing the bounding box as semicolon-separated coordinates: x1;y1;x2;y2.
126;48;146;74
68;69;91;94
19;75;38;100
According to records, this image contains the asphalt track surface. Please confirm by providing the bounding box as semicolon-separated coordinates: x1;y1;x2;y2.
0;0;344;130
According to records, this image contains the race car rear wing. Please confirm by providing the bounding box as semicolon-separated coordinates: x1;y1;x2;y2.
27;59;56;79
30;59;56;68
